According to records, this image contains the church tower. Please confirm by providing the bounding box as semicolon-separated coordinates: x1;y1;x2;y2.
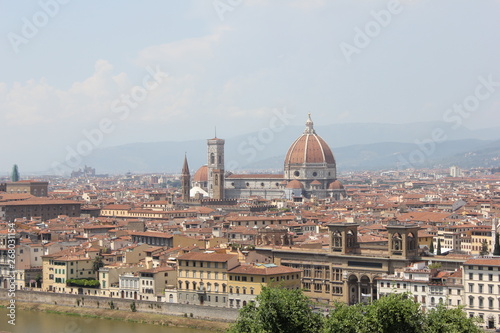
207;136;225;199
181;154;191;202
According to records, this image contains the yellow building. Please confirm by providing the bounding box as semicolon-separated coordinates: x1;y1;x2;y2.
177;251;239;307
227;263;302;308
469;226;492;255
42;254;96;293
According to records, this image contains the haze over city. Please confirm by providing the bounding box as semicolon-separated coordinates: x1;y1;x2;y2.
1;0;499;174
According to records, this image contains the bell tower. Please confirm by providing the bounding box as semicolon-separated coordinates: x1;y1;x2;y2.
181;154;191;202
327;223;359;255
207;136;225;199
386;224;420;259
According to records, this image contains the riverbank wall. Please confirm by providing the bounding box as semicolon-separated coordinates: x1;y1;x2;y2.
0;289;238;322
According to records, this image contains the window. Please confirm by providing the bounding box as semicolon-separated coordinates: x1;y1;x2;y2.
469;273;473;280
414;285;417;292
479;273;483;281
479;284;484;293
469;284;474;293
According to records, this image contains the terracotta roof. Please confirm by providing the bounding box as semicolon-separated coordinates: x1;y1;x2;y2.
193;165;208;182
464;258;500;266
177;252;237;262
286;180;304;189
228;264;301;275
284;115;335;165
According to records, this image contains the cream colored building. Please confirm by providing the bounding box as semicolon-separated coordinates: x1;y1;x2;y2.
177;251;239;307
227;263;302;308
463;257;500;330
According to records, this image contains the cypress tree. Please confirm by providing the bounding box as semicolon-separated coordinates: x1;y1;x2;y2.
11;164;19;182
437;238;442;255
493;233;500;256
429;240;434;254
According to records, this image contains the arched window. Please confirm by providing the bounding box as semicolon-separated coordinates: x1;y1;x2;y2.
392;233;402;251
346;230;355;248
408;233;415;250
210;153;215;164
332;231;342;248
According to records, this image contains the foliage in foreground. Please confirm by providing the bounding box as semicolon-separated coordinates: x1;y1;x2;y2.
227;286;323;333
228;288;482;333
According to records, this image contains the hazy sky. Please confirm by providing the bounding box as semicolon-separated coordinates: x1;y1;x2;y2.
0;0;499;173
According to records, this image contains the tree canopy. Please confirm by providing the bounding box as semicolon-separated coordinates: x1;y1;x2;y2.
227;286;323;333
228;288;482;333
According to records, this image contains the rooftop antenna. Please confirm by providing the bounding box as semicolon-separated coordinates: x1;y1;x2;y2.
214;126;217;138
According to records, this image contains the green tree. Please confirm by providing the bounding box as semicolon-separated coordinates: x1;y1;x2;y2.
323;302;367;333
363;293;425;333
429;240;434;254
35;273;42;288
92;255;104;276
11;164;19;182
227;286;324;333
493;233;500;256
437;239;442;255
479;240;489;256
426;303;482;333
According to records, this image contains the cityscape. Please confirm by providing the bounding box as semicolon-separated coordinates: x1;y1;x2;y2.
1;1;500;333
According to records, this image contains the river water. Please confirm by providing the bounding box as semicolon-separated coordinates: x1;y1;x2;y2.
0;308;215;333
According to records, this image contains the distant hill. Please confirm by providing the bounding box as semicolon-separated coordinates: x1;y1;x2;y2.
78;121;500;174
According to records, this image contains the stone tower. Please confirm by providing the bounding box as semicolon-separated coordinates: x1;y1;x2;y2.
181;154;191;201
386;224;420;259
207;137;225;199
327;223;359;255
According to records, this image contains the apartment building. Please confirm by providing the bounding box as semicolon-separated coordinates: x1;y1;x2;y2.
42;253;96;293
463;257;500;330
227;263;301;308
177;251;239;307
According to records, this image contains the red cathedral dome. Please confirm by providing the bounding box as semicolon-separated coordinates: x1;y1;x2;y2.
284;114;335;165
328;180;344;190
285;179;304;189
193;165;208;182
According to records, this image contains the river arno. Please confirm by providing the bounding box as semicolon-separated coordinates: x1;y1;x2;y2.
0;308;215;333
